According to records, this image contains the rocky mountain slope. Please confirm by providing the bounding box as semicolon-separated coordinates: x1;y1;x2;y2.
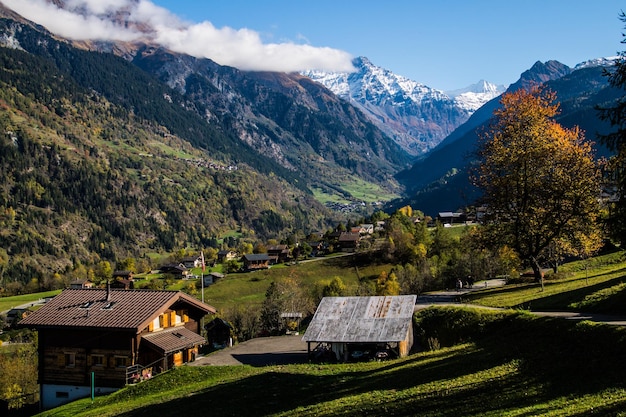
302;57;505;155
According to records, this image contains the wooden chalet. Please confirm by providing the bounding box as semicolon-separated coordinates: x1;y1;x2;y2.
337;232;361;252
180;256;202;269
69;279;94;289
110;278;133;290
202;272;224;287
437;211;467;225
160;263;189;277
242;254;270;271
112;270;134;281
19;288;215;410
217;250;238;263
204;317;233;349
267;244;290;264
302;295;416;362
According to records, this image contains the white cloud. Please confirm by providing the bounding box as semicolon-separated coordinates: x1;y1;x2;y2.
1;0;141;41
0;0;355;73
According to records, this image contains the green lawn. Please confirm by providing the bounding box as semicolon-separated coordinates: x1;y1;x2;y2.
35;308;626;417
200;254;388;311
0;290;61;313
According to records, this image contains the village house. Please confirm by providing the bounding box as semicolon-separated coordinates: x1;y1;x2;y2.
242;253;270;271
302;295;416;362
217;250;238;263
180;256;202;269
337;232;361;252
19;288;215;410
69;279;94;289
202;272;224;287
267;244;290;264
437;211;467;225
358;224;375;235
159;263;189;278
112;270;134;281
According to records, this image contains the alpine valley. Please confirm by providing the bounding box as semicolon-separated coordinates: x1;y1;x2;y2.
0;1;621;282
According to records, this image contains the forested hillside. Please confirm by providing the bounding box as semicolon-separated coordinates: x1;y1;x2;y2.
0;26;336;285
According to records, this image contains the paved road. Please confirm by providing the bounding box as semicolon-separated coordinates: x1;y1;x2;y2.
190;334;309;366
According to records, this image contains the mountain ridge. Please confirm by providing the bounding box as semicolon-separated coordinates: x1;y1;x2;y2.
393;58;621;216
302;56;505;156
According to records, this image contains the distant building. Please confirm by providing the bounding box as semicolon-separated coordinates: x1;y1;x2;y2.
217;250;238;263
337;232;360;252
437;212;466;225
202;272;224;287
242;254;270;271
69;279;94;289
267;245;290;264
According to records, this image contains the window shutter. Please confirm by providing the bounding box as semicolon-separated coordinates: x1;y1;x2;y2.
57;354;65;367
87;355;92;366
170;311;176;326
149;321;154;332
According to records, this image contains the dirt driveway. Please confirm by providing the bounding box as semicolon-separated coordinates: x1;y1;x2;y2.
190;334;309;367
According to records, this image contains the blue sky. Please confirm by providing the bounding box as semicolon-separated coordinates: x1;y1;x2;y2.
150;0;625;90
3;0;625;91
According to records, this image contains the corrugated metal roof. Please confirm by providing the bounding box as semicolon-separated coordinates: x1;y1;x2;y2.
19;288;215;331
302;295;416;343
142;327;206;354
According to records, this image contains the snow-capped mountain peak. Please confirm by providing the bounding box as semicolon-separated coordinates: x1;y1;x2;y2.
574;56;618;70
446;80;507;112
301;57;504;156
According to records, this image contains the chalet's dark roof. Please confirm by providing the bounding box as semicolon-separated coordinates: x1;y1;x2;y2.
243;254;270;261
19;289;215;332
302;295;416;343
141;327;206;354
113;270;132;276
205;317;233;331
338;232;360;242
267;245;289;253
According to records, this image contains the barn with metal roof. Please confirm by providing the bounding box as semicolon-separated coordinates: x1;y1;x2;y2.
302;295;416;362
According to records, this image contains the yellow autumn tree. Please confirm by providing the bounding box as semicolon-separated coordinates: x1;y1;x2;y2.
375;271;400;296
475;86;600;289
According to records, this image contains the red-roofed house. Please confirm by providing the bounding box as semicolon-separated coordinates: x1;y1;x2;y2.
19;288;216;410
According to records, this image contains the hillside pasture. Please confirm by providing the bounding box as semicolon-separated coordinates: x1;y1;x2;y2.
34;308;626;417
463;251;626;314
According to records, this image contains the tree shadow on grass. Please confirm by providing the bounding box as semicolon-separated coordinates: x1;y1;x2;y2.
116;347;512;417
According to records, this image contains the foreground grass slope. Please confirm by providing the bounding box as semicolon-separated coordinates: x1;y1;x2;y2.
37;308;626;417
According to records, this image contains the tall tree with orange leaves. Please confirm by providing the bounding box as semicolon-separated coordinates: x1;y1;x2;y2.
474;86;600;289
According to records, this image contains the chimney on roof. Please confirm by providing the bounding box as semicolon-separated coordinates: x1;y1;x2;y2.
106;280;111;301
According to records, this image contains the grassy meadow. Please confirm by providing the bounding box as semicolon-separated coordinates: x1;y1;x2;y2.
27;250;626;416
199;254;388;311
35;308;626;417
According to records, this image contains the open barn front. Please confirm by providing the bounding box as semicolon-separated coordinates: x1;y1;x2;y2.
303;295;416;363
